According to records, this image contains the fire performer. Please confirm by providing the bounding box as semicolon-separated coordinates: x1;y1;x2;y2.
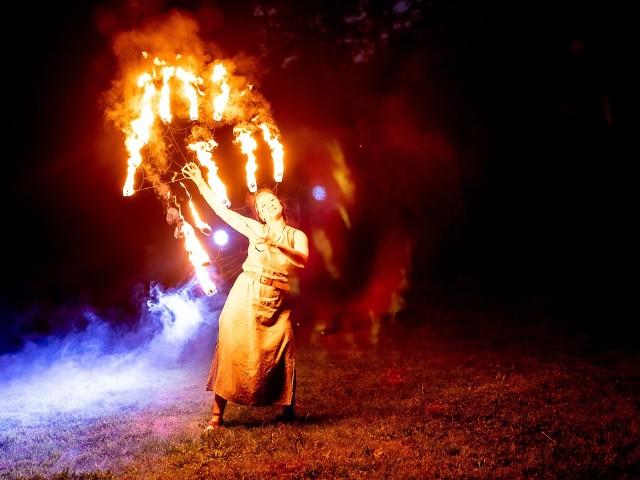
181;162;309;430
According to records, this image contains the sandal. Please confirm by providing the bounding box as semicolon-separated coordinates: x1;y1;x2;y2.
203;413;224;431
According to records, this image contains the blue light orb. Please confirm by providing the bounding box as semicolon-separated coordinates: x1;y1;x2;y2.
312;185;326;201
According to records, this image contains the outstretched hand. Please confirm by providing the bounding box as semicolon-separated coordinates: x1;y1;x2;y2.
182;162;203;182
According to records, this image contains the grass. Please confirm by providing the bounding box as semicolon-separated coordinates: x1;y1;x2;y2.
1;296;639;479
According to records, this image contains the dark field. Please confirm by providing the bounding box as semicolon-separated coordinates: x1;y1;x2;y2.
1;294;638;480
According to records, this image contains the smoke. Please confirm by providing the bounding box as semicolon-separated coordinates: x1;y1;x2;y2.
0;278;225;427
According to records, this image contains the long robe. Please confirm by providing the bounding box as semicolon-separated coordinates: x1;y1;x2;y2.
206;224;299;406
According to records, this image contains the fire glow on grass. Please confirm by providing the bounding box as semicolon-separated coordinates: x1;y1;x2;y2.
104;14;285;295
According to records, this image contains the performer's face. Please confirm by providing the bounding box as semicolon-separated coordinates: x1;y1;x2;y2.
256;193;282;220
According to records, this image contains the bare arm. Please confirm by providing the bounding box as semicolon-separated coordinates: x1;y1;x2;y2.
258;228;309;268
182;163;261;238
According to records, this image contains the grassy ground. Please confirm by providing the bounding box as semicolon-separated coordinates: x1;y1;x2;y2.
2;297;639;479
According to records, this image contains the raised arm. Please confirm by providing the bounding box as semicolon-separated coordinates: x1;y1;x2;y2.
182;162;261;238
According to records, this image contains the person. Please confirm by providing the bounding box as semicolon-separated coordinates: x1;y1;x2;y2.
181;162;309;430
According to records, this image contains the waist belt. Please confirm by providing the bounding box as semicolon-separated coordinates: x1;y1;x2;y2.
244;270;290;291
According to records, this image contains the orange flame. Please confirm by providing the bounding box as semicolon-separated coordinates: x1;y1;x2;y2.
118;53;286;199
158;60;174;123
233;126;259;192
186;139;231;207
188;199;212;236
175;66;202;121
178;221;216;296
106;29;288;295
211;63;230;122
180;181;212;236
260;122;284;183
122;72;156;197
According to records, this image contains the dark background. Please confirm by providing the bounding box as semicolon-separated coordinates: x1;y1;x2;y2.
2;1;631;352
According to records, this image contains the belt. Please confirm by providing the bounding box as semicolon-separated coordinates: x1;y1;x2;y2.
244;270;290;291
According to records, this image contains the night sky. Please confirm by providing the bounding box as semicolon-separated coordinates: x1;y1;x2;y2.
2;1;630;353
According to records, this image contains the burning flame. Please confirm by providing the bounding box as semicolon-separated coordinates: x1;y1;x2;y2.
180;181;212;237
233;126;259;193
178;222;216;297
187;139;231;207
122;72;156;197
211;63;230;122
104;15;287;296
118;55;284;198
166;198;215;296
260;123;284;183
